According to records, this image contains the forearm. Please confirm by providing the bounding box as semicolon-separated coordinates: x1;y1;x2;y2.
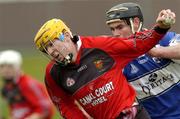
148;44;180;59
135;8;175;54
130;26;169;54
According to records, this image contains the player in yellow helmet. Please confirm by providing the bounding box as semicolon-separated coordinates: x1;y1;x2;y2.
35;19;75;66
34;10;175;119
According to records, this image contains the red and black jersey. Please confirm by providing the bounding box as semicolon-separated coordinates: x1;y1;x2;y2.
45;29;166;119
1;74;54;119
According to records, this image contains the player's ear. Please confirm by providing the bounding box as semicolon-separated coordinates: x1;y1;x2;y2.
133;17;140;25
133;17;141;31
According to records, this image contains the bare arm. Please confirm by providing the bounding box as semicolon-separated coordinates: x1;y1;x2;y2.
148;43;180;59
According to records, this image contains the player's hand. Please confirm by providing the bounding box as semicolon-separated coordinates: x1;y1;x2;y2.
156;9;176;29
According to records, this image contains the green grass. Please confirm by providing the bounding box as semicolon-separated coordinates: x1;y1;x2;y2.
0;51;62;119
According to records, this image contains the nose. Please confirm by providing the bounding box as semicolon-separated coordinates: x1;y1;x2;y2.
47;46;59;58
47;46;54;55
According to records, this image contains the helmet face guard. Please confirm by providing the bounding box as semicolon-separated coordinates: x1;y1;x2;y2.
34;19;74;66
42;39;74;66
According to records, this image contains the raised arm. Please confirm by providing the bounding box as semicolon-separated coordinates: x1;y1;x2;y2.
123;9;176;55
99;9;176;66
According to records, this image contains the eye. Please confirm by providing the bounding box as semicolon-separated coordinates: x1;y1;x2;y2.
110;24;125;31
48;42;53;47
110;27;115;31
116;25;124;30
42;41;53;53
45;41;54;49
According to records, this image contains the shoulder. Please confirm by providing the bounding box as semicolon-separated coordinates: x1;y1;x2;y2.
45;61;58;85
18;74;33;84
18;74;40;89
159;32;177;46
80;35;125;48
162;32;176;40
46;61;56;74
80;35;117;42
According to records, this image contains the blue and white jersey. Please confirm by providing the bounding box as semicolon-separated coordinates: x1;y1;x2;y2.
123;32;180;119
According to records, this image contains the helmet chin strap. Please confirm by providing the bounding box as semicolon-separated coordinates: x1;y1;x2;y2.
129;18;143;34
129;18;143;48
130;18;135;34
137;22;143;32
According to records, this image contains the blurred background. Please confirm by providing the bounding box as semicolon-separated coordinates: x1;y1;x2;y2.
0;0;179;118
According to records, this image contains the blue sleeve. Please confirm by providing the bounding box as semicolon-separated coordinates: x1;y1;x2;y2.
158;32;176;46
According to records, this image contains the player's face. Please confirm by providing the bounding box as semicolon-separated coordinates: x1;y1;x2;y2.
0;64;17;81
45;33;77;64
108;20;132;38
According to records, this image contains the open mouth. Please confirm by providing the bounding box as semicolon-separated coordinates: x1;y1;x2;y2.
54;54;68;63
55;55;65;63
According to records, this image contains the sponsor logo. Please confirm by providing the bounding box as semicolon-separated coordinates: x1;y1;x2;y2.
139;73;174;96
135;32;153;40
94;59;104;71
152;57;162;63
79;82;114;106
66;77;75;87
148;73;158;83
169;34;180;46
138;55;149;64
130;62;180;100
130;64;139;74
77;65;87;72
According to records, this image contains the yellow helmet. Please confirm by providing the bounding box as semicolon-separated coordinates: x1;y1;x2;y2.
34;18;70;52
